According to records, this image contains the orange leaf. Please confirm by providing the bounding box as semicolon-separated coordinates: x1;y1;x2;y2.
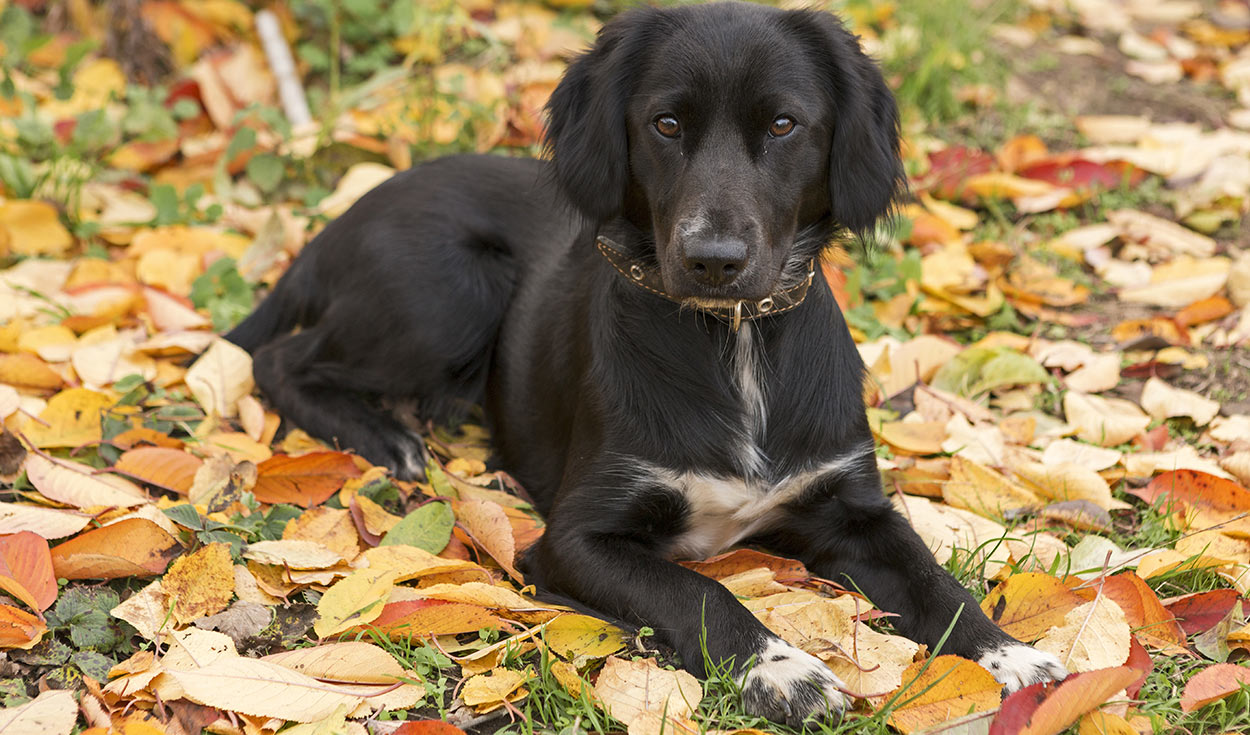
0;531;56;612
1180;663;1250;712
990;666;1140;735
996;134;1049;172
1130;470;1250;516
109;427;185;450
1074;572;1185;650
357;599;503;638
887;655;1001;733
50;518;180;579
1174;295;1234;328
454;499;520;582
0;603;47;649
113;447;203;494
0;353;63;392
981;573;1085;642
253;452;362;507
682;549;810;585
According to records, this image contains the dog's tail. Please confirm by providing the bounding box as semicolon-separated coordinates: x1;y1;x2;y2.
224;256;318;353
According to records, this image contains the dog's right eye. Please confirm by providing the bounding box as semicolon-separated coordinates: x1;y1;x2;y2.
654;115;681;138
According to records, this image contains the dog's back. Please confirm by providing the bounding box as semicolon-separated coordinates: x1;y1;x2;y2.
226;154;579;474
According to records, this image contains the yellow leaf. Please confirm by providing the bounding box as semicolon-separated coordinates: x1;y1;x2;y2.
263;641;406;684
594;656;703;729
136;248;202;297
876;421;947;455
243;540;345;569
886;655;1001;734
185;338;254;418
23;388;116;449
1035;595;1131;673
313;568;397;638
545;613;626;663
1064;392;1151;447
162;543;235;625
980;572;1085;643
283;506;361;563
827;622;921;698
0;201;73;256
355;544;481;582
943;455;1042;518
1013;461;1124;511
161;657;364;722
461;667;530;712
16;325;77;363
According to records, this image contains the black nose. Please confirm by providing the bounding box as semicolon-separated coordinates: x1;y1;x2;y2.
683;239;747;287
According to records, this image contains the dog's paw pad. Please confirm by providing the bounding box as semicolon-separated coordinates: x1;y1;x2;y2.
741;638;848;726
979;642;1069;693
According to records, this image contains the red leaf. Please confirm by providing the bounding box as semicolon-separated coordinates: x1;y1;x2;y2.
0;532;56;612
392;723;467;735
990;666;1139;735
253;452;362;507
1017;157;1146;190
922;146;996;200
1125;636;1153;699
1165;589;1243;636
1180;663;1250;712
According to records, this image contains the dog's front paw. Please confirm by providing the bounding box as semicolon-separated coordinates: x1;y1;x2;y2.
740;637;848;726
978;642;1069;692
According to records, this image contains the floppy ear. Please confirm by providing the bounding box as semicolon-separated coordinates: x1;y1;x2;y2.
544;9;656;221
793;12;906;237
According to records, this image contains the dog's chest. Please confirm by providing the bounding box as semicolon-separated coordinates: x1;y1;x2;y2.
665;472;793;560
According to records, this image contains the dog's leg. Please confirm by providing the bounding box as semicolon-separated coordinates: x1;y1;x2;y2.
527;492;849;726
251;331;427;479
774;456;1068;692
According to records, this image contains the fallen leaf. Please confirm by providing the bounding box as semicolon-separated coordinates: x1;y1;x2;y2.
50;518;180;579
991;666;1140;735
0;531;57;611
381;501;455;555
0;602;46;649
185;337;254;418
159;656;364;722
878;421;948;455
0;200;74;256
163;543;235;625
887;655;1001;734
253;452;362;507
1076;573;1185;651
981;572;1085;642
24;453;150;509
594;655;703;731
113;447;203;494
314;568;397;638
1013;461;1122;511
1064;392;1151;446
462;666;530;712
360;599;502;638
454;499;520;581
1179;663;1250;712
1165;589;1242;635
942;455;1042;518
0;502;92;539
22;388;115;448
0;689;77;735
264;641;406;683
1139;377;1221;426
545;613;627;663
1035;596;1131;673
243;540;345;569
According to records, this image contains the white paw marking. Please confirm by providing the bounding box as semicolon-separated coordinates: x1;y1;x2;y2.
979;642;1069;692
741;637;849;726
397;434;427;480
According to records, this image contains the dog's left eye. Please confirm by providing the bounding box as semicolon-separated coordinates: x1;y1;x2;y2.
769;116;795;137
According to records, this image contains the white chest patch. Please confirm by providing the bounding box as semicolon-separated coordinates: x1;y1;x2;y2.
637;447;871;560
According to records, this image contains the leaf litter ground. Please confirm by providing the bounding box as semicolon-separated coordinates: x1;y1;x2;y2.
2;1;1250;734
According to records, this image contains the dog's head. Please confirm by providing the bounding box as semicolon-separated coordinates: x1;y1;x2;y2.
545;1;904;305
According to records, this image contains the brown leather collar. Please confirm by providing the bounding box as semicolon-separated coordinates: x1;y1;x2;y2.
595;235;816;332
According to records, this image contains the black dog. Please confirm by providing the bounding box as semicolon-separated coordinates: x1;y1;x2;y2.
228;1;1067;724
